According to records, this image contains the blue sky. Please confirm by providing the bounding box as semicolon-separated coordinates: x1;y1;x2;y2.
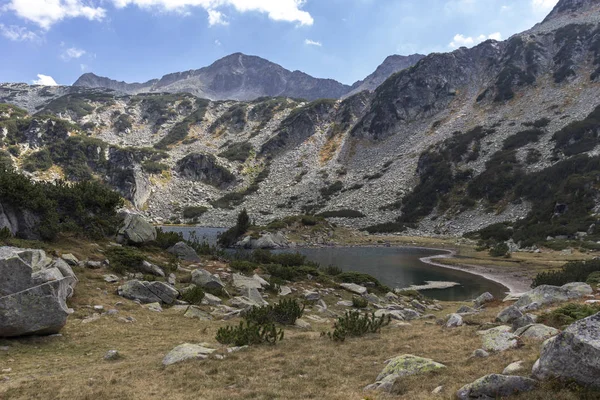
0;0;559;86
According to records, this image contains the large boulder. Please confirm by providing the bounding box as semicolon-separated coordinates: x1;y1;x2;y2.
235;232;290;249
495;305;523;324
117;280;179;304
232;273;264;290
340;283;368;296
479;326;519;352
532;312;600;388
117;213;156;245
168;242;200;262
473;292;494;308
457;374;537;399
514;283;593;311
191;269;224;290
365;355;446;393
0;247;76;337
514;324;559;341
0;278;73;337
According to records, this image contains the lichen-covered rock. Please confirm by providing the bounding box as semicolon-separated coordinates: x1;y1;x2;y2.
201;293;222;306
365;355;446;393
162;343;216;366
0;254;34;297
139;261;165;277
514;283;593;310
471;349;490;358
512;313;537;330
240;287;268;307
532;312;600;388
480;326;519;352
235;232;290;249
191;268;224;290
0;278;73;337
232;273;263;290
117;213;156;244
168;242;200;262
502;361;525;374
457;305;476;314
457;374;537;399
514;324;559;341
473;292;494;308
496;305;523;324
184;306;213;320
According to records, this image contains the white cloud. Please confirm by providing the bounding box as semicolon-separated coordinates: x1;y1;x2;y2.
32;74;58;86
6;0;106;29
531;0;559;11
304;39;321;47
80;63;88;71
60;46;86;61
449;32;502;49
113;0;313;26
207;9;228;25
0;24;41;41
214;39;221;46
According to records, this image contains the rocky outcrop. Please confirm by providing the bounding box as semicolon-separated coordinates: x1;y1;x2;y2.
532;312;600;388
117;280;179;304
167;242;200;262
479;326;519;352
0;202;41;240
514;283;593;310
235;232;290;249
0;247;75;337
117;213;157;245
176;153;235;188
162;343;216;366
191;268;224;290
514;324;559;341
457;374;537;399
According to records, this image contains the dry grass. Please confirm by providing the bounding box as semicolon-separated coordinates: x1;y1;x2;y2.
0;263;595;400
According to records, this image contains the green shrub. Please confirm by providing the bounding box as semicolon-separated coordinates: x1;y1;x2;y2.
352;296;368;308
152;228;183;249
244;299;305;326
230;260;257;274
320;181;343;199
321;265;343;276
182;206;208;219
105;246;145;274
114;114;133;132
219;142;253;162
7;145;20;157
502;129;544;150
325;311;391;342
142;161;168;174
216;321;284;346
587;271;600;285
181;286;205;305
538;303;600;329
154;100;209;149
532;260;600;287
23;149;53;172
337;272;383;288
218;208;251;247
489;242;510;257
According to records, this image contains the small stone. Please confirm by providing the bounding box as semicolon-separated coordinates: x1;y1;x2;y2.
502;360;524;374
304;291;320;301
294;319;311;329
145;302;163;312
446;313;463;328
93;305;104;311
86;261;103;269
340;283;367;295
457;375;537;400
61;254;79;266
471;349;490;358
104;350;120;361
473;292;494;308
103;274;120;283
162;343;215;366
106;309;119;315
432;386;443;394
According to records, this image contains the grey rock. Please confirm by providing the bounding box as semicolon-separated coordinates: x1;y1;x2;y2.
457;374;537;400
168;273;176;285
86;260;103;269
400;309;420;320
144;302;163;312
502;360;525;374
515;324;559;340
32;267;64;286
0;278;73;337
0;255;33;297
514;283;593;310
278;285;292;296
236;231;290;249
496;305;523;324
512;313;536;330
240;287;268;307
480;326;519;352
168;242;200;262
446;313;463;328
304;291;320;301
162;343;215;366
61;253;79;266
191;268;224;290
366;355;446;393
117;280;179;304
294;319;311;329
457;305;476;314
201;293;222;306
471;349;490;358
473;292;494;308
117;213;156;244
103;274;120;283
184;306;213;320
532;312;600;388
104;350;120;361
340;283;367;295
146;281;179;304
139;261;165;277
232;273;263;290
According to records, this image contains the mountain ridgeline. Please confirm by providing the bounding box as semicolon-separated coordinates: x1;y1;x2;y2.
0;0;599;249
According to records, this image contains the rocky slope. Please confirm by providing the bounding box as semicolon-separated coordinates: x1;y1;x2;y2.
0;0;599;243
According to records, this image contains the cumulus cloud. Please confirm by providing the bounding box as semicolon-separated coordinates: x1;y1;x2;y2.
6;0;106;29
32;74;58;86
0;24;41;41
207;9;228;25
449;32;502;49
304;39;321;47
60;47;86;61
113;0;314;26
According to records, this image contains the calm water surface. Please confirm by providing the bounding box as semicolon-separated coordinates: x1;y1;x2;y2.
160;227;507;301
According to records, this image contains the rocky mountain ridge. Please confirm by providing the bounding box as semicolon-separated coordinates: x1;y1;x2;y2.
0;0;598;244
72;52;424;102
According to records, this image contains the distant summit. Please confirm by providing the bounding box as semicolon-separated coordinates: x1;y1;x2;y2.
73;52;424;102
543;0;600;22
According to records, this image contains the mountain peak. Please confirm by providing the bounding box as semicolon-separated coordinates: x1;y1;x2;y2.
543;0;600;22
